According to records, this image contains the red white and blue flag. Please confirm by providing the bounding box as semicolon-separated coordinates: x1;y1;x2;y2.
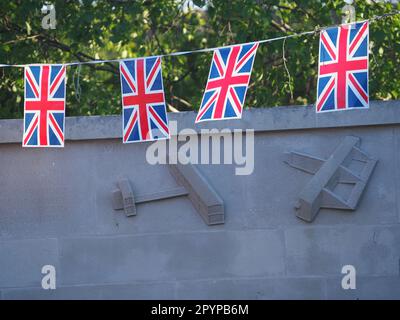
23;64;66;147
316;21;369;113
119;57;169;143
196;43;258;123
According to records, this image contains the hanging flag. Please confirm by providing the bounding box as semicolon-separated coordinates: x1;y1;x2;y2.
316;21;369;113
119;57;169;143
23;64;66;147
195;43;258;123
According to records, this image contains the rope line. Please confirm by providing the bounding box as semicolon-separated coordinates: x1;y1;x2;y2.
0;11;398;68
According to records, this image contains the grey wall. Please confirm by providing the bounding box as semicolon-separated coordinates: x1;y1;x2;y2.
0;100;399;300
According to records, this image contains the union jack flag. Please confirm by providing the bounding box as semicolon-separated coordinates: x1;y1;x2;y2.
196;43;258;123
23;64;66;147
316;21;369;113
119;57;169;143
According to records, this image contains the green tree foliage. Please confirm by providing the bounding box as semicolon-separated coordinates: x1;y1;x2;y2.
0;0;399;119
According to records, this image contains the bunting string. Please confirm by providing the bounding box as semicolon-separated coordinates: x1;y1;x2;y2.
0;10;398;68
3;10;400;146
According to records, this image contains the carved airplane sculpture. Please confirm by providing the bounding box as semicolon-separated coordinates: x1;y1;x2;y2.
283;136;377;222
111;163;224;225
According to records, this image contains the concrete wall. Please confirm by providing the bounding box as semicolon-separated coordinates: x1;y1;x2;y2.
0;100;399;299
